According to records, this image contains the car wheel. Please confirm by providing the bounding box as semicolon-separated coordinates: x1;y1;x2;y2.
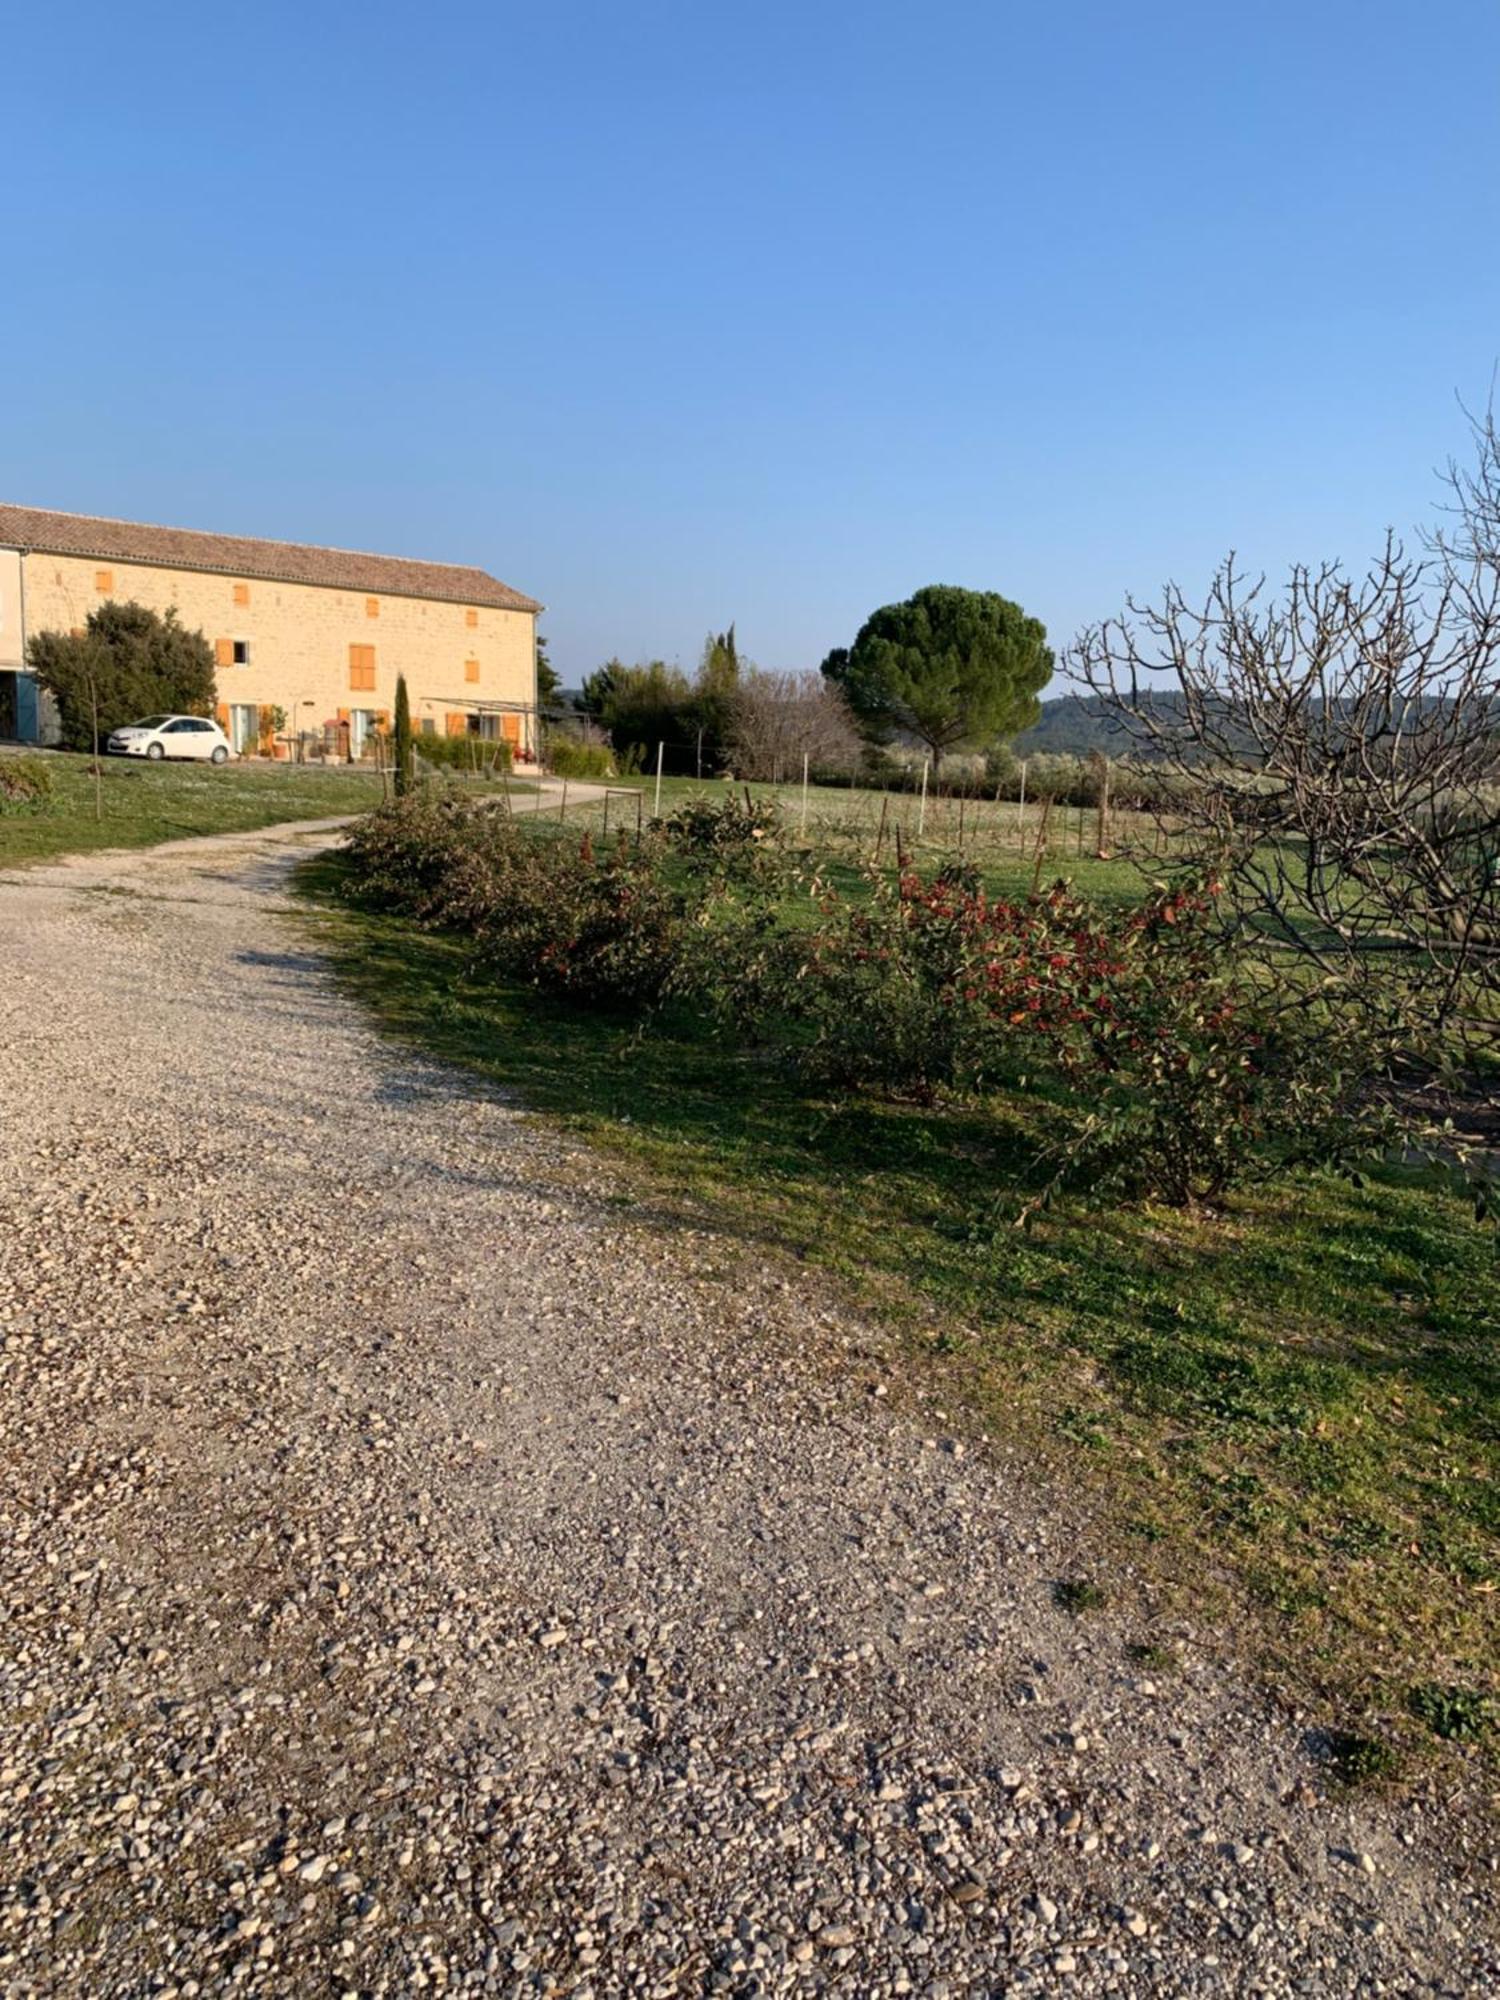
210;745;228;765
146;742;165;760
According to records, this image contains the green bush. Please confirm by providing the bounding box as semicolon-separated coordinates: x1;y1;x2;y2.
659;791;781;858
546;737;614;780
712;866;1392;1202
474;833;681;1008
343;799;1396;1205
344;796;681;1010
0;755;55;815
1024;886;1389;1207
28;601;216;752
714;863;1012;1098
412;734;513;774
342;790;519;927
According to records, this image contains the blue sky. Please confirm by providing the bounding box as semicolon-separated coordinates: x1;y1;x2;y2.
6;1;1499;687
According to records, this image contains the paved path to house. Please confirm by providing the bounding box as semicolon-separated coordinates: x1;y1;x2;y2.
0;822;1493;1999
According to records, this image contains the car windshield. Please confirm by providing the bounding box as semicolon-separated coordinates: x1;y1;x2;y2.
130;716;171;729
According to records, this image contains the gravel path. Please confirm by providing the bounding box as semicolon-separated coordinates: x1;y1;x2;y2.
1;823;1494;1999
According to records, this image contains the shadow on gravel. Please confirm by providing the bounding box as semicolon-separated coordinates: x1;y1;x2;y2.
238;946;331;979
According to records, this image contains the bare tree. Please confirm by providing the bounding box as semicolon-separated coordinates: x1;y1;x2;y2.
728;670;863;783
1068;517;1500;1051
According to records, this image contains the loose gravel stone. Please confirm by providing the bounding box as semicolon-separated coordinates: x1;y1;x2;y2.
0;818;1496;1997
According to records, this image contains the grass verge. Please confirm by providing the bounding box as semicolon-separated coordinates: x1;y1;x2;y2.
298;848;1499;1781
0;751;522;867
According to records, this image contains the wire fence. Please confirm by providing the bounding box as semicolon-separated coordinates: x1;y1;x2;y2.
537;761;1186;876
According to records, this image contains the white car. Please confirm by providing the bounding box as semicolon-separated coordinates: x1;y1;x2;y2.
106;714;232;763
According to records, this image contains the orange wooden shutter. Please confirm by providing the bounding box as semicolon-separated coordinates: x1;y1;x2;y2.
95;568;113;593
233;582;250;606
501;713;520;746
464;656;480;683
365;597;380;618
215;637;234;668
445;711;467;736
465;608;478;628
348;643;376;690
215;702;230;732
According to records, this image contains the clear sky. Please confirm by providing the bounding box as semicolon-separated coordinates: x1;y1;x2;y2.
6;1;1499;688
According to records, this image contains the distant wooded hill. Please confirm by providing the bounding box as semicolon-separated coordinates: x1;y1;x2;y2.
1011;689;1463;761
1013;693;1146;756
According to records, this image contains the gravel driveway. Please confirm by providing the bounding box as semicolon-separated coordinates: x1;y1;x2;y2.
1;823;1494;1999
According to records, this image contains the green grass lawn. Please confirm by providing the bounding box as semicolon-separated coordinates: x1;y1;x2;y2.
0;750;524;867
560;772;1153;905
301;847;1498;1778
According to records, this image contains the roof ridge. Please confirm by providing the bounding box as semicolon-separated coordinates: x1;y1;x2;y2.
0;500;494;576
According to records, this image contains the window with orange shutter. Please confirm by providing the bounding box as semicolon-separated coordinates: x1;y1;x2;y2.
233;582;250;606
366;598;380;618
465;608;478;628
215;638;234;668
95;569;113;593
464;657;480;683
348;643;376;691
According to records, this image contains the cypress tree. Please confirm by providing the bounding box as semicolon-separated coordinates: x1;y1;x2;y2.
393;673;414;797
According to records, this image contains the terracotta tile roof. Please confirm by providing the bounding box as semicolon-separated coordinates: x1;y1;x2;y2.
0;503;542;614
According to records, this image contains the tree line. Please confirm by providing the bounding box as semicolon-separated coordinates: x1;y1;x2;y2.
557;586;1056;780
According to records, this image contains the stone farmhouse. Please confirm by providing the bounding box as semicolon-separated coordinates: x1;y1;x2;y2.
0;504;542;758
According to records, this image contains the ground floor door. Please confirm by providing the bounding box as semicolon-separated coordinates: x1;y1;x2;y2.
229;704;259;754
349;709;374;758
0;671;57;744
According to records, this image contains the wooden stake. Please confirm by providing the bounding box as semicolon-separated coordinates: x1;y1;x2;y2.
1029;794;1054;896
654;741;664;818
1096;758;1111;856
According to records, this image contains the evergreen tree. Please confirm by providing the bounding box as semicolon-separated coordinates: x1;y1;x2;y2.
393;673;414;797
536;631;561;706
28;600;216;752
822;585;1052;768
694;623;743;772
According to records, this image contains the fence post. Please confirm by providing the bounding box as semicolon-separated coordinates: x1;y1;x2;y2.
1030;794;1054;895
918;757;929;840
1018;759;1028;845
1096;758;1111;856
654;741;664;819
558;776;568;822
801;751;810;838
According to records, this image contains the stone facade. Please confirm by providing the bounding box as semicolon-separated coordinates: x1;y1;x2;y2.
0;510;540;756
